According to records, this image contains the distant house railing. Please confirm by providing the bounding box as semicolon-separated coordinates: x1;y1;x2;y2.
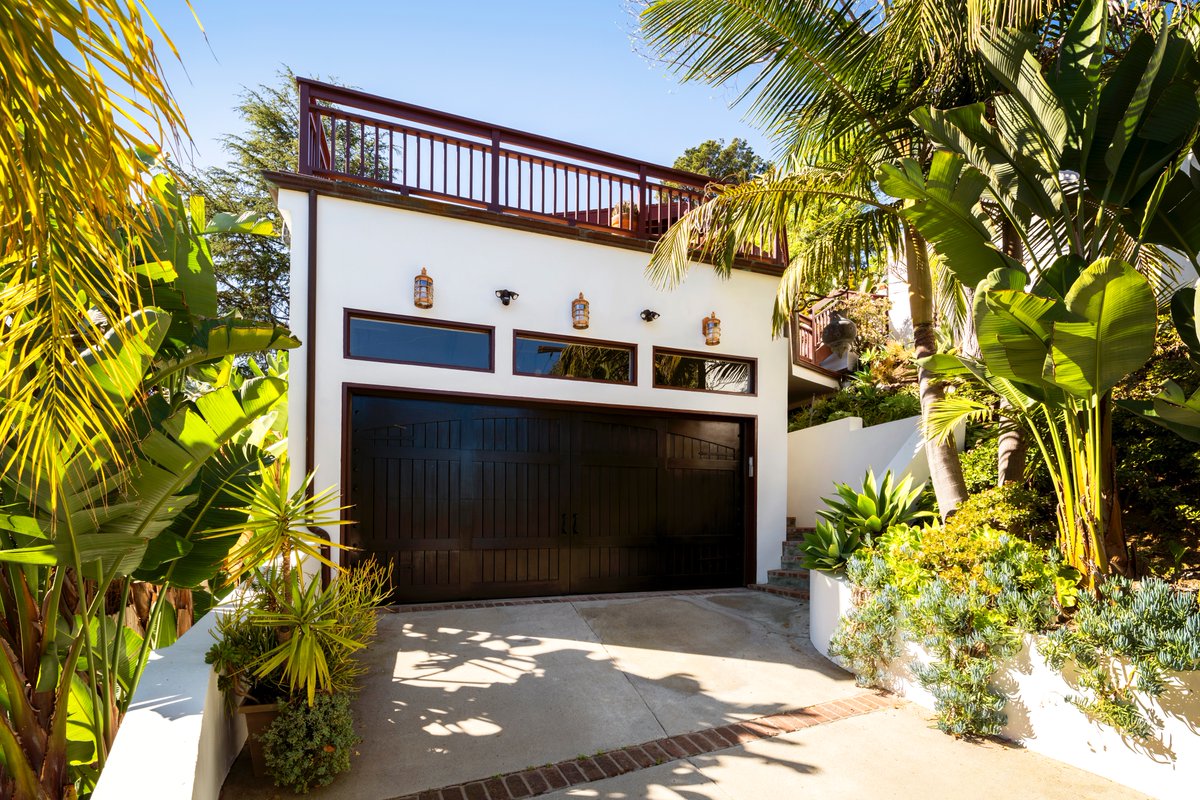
790;289;889;371
296;78;785;265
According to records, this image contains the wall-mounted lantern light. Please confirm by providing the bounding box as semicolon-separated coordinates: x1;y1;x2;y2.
571;292;590;329
413;268;434;309
640;309;660;322
496;289;519;306
702;311;721;346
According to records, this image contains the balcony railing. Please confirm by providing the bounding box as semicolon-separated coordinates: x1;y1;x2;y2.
790;290;889;371
296;78;785;265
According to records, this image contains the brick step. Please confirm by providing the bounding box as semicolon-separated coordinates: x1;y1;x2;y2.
768;568;810;581
767;569;810;590
781;558;805;571
748;583;809;601
782;541;805;559
786;516;796;528
785;527;814;542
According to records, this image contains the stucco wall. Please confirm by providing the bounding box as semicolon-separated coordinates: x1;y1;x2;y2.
276;188;790;582
787;416;923;527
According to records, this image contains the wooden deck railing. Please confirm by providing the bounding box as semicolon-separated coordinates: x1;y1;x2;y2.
296;78;785;265
790;290;889;371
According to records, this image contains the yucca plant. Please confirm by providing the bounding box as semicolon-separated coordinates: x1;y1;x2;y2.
249;562;390;707
818;469;934;542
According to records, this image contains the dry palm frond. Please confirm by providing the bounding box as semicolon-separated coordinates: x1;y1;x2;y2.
0;1;189;505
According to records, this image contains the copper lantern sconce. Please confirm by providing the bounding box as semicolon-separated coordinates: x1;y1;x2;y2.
571;293;590;329
702;311;721;346
413;268;434;309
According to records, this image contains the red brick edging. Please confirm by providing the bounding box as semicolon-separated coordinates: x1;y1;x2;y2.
387;692;898;800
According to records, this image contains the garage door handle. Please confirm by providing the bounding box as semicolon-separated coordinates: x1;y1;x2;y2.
561;513;568;536
572;513;579;536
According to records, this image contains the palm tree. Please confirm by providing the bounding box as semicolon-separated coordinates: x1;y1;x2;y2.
0;0;187;505
636;0;1066;513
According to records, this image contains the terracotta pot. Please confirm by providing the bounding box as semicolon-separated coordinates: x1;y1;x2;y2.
238;702;281;778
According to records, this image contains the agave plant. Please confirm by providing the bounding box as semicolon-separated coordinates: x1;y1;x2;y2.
799;519;863;574
818;470;933;543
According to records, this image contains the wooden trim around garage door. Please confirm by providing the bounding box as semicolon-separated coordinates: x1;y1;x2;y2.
338;382;758;586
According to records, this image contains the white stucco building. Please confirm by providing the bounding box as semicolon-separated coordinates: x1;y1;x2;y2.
270;79;838;602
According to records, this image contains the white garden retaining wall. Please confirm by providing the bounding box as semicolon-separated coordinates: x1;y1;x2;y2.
811;577;1200;799
93;607;245;800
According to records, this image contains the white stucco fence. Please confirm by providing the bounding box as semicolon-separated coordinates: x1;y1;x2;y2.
93;608;245;800
787;415;962;528
811;575;1200;800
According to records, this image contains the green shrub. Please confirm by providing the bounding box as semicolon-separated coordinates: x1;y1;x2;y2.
829;548;901;685
1042;576;1200;741
789;383;919;431
832;522;1063;737
944;485;1053;545
958;437;1000;495
818;469;933;541
799;519;862;574
261;693;360;794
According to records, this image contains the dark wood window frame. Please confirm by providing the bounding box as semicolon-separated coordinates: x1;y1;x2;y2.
651;346;758;397
344;308;495;373
512;329;638;386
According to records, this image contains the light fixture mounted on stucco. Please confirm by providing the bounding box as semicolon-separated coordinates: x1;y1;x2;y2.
496;289;519;306
702;311;721;346
640;309;660;322
413;268;434;309
571;293;590;329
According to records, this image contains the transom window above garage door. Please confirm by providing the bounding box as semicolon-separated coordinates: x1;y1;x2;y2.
345;310;493;371
513;332;635;384
653;348;756;395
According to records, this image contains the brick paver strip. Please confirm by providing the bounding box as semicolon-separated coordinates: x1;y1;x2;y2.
387;692;898;800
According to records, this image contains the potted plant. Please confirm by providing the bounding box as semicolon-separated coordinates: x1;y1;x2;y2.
207;561;388;786
205;458;389;791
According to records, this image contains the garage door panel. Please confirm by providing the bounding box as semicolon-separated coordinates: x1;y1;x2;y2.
348;394;747;603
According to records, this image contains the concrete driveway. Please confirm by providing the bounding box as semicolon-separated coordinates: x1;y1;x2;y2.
221;589;1147;800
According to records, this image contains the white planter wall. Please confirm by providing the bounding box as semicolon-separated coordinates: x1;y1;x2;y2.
808;571;852;663
812;585;1200;799
93;609;244;800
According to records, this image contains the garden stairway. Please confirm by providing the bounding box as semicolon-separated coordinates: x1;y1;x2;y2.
749;517;810;600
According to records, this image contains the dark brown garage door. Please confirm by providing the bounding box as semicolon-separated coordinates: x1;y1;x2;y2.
346;393;749;603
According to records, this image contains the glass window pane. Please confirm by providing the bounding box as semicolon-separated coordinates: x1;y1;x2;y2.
514;335;633;384
653;351;754;394
348;316;491;370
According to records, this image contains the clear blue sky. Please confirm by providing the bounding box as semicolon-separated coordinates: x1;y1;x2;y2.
154;1;772;171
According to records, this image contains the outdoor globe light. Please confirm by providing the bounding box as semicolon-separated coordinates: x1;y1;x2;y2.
702;311;721;346
495;289;519;306
572;292;590;329
413;267;434;309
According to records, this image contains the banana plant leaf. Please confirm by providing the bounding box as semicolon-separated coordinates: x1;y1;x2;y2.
1118;381;1200;443
153;319;299;386
1043;259;1157;398
878;153;1021;285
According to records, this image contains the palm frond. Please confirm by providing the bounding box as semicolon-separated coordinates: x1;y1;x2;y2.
924;394;994;444
645;166;893;292
0;0;188;505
